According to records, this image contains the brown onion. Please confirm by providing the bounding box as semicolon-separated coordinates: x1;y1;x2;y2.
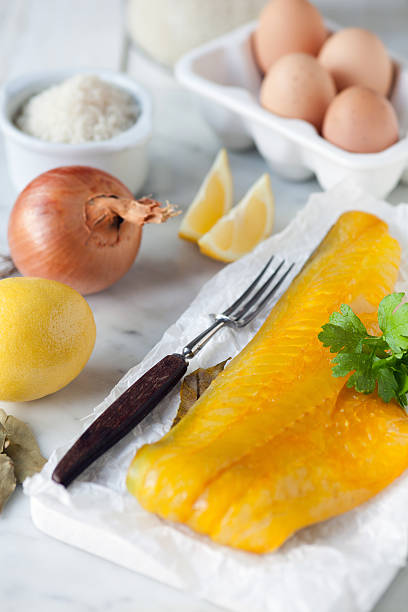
8;166;175;295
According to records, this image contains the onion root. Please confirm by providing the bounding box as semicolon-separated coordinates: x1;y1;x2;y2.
84;194;179;247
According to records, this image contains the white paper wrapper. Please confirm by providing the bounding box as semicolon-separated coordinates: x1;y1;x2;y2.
25;181;408;612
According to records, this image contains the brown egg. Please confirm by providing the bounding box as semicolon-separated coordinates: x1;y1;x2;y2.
322;86;399;153
318;28;393;95
260;53;336;130
253;0;327;74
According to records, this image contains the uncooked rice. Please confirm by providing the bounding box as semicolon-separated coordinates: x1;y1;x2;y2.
16;74;139;144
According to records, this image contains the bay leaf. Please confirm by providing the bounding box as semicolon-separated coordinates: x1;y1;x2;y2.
0;408;6;427
0;453;16;513
0;422;6;453
172;359;230;428
3;415;46;483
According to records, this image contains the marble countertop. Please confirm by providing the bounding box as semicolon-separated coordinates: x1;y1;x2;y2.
1;1;408;611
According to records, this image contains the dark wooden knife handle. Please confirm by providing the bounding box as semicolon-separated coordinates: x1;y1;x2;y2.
52;353;187;487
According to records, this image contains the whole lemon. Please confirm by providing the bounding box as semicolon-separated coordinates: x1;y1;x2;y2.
0;277;96;401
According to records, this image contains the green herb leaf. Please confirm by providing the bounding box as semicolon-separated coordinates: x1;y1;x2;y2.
318;293;408;410
378;293;408;355
342;354;377;394
318;304;368;353
376;367;399;403
396;362;408;395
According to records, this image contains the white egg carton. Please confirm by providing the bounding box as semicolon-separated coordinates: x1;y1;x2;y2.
175;21;408;198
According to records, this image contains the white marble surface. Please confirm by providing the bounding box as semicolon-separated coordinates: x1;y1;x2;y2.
0;1;408;611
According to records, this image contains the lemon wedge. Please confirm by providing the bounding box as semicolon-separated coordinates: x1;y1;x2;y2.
179;149;233;242
198;173;275;262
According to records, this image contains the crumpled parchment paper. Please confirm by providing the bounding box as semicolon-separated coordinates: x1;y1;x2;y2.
25;181;408;612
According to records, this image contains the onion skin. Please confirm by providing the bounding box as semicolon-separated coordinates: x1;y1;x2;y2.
8;166;172;295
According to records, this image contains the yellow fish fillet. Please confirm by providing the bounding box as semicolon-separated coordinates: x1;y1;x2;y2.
187;388;408;552
127;211;405;552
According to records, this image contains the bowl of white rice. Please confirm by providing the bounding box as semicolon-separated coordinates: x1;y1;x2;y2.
0;69;152;193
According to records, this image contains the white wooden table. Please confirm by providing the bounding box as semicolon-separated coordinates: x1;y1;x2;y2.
0;2;407;611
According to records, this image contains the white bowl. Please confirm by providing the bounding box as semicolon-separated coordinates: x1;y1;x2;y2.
176;20;408;198
0;69;152;193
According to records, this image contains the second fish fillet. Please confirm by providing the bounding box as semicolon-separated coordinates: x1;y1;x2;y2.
187;387;408;552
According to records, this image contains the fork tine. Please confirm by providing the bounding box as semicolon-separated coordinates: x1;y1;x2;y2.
182;257;296;361
237;262;296;326
231;259;285;320
222;255;274;317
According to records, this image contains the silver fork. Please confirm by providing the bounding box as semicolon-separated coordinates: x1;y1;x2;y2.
52;256;296;487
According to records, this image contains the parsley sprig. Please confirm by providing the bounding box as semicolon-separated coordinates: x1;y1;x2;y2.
318;293;408;409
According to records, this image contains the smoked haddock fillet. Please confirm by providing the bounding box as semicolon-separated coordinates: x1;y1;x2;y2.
127;211;406;552
187;387;408;552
